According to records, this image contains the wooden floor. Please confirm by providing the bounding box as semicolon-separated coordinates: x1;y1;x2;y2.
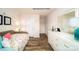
24;34;54;51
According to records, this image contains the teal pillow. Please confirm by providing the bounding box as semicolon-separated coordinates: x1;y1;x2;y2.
0;36;3;48
0;47;15;51
74;28;79;41
0;36;3;41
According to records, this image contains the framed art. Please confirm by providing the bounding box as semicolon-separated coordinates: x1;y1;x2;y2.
4;16;11;25
0;15;3;25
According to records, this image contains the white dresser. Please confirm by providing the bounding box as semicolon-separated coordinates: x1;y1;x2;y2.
48;31;79;51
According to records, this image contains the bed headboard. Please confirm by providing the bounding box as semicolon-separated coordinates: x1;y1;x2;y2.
0;30;28;36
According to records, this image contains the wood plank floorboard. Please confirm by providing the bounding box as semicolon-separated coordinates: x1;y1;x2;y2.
24;34;54;51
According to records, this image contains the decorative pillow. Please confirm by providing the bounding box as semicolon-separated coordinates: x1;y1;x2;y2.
4;33;12;39
0;32;1;34
74;28;79;41
1;38;11;48
0;36;3;48
0;36;3;41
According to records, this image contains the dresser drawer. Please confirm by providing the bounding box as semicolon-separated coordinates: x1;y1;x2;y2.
57;39;79;51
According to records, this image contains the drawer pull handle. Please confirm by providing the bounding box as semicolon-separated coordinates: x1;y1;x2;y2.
56;39;58;40
64;44;69;48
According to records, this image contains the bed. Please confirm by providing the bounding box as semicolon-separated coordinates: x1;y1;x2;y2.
0;30;29;51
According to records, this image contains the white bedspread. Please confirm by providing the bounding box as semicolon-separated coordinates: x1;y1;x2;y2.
10;33;29;51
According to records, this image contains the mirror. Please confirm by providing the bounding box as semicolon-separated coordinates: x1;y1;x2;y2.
58;11;75;33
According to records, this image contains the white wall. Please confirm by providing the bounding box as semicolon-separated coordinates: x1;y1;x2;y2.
46;8;75;34
20;14;40;37
40;16;46;33
0;9;40;38
0;8;19;31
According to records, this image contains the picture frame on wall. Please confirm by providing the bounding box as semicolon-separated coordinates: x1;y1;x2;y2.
0;15;3;25
4;16;11;25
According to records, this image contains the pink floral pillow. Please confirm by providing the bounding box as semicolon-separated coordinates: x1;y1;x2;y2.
4;33;12;40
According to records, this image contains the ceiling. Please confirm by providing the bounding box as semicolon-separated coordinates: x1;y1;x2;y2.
16;8;53;16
